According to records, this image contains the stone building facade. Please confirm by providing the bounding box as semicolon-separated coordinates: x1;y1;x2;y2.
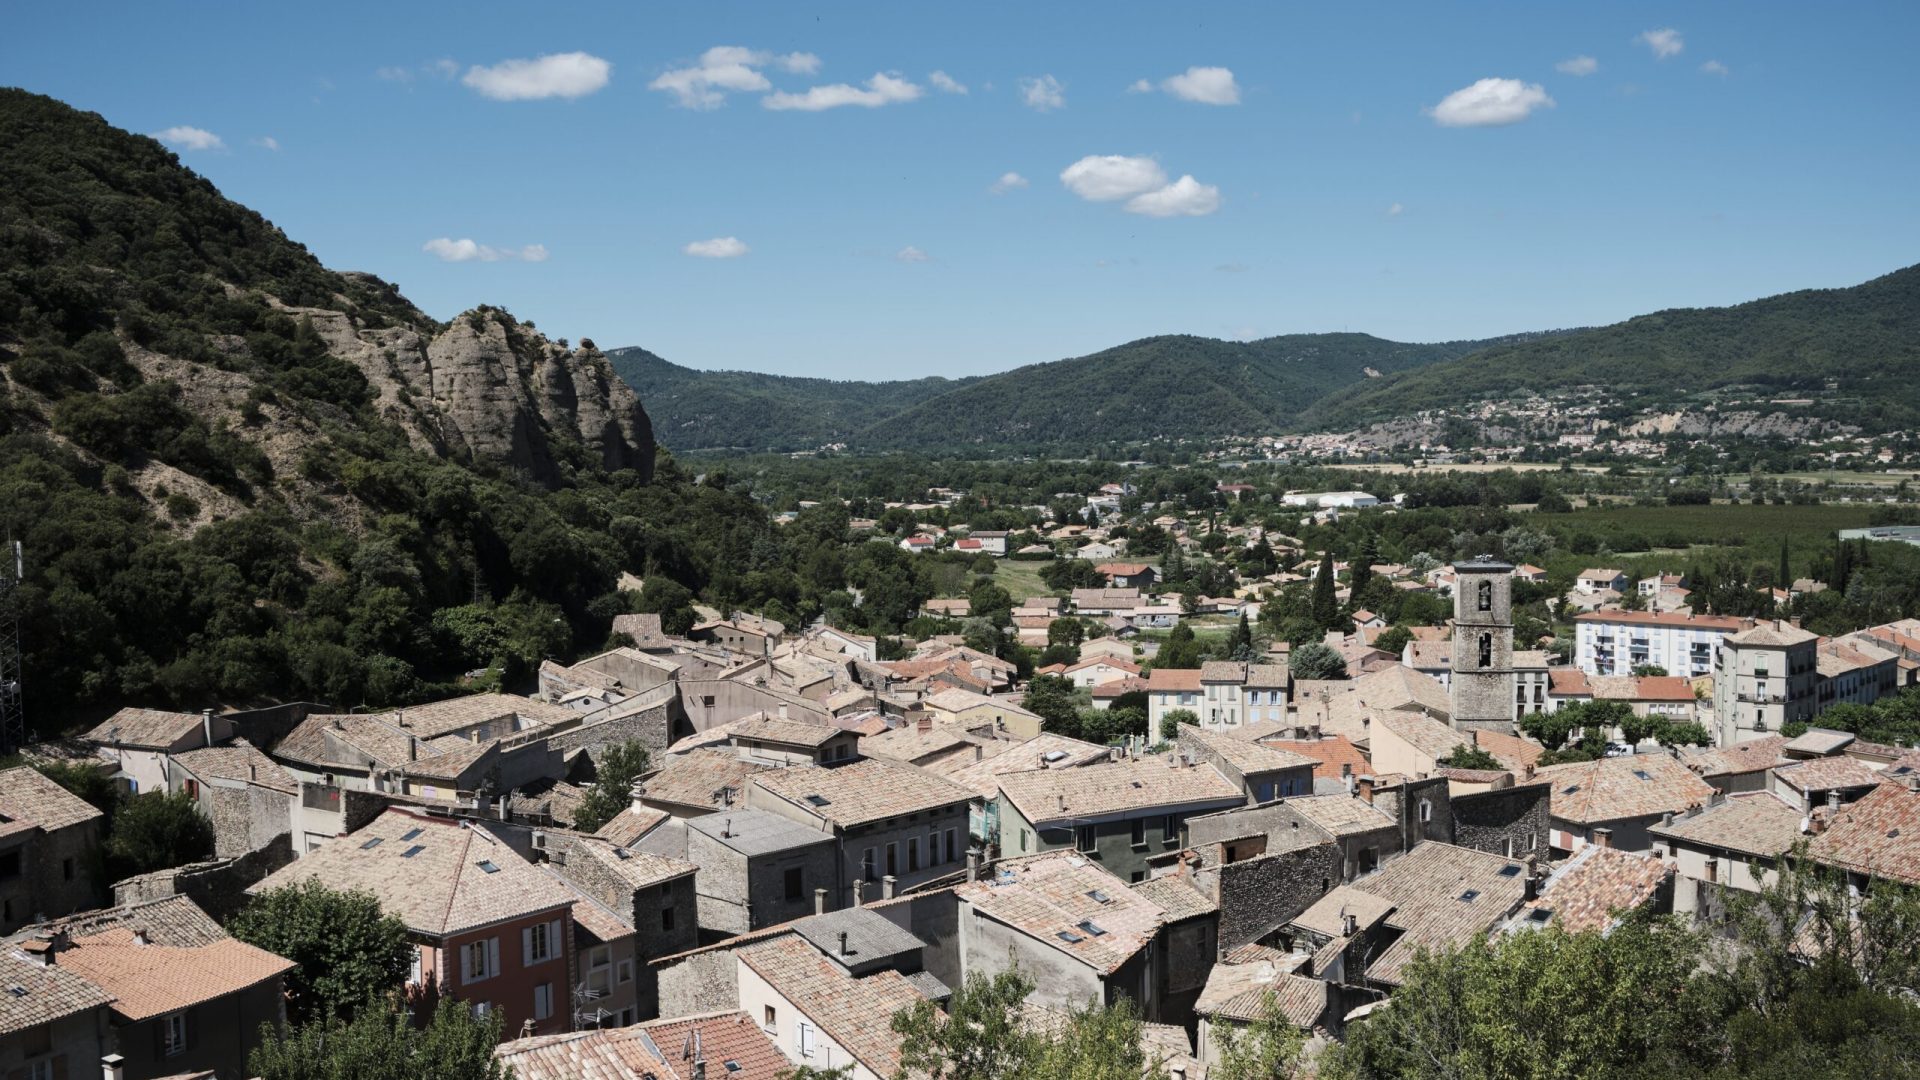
1451;558;1517;733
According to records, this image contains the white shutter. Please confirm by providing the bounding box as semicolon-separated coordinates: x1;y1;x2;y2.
522;927;534;966
549;920;563;963
488;937;500;979
798;1021;815;1058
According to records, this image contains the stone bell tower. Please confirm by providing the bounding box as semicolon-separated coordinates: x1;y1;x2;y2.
1450;557;1516;734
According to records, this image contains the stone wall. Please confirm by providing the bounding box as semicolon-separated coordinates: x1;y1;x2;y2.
686;828;836;937
557;851;697;1019
1370;775;1454;852
1451;782;1552;861
112;836;295;920
1197;840;1343;951
548;698;677;756
656;946;741;1019
1;818;102;934
869;888;963;993
206;784;293;859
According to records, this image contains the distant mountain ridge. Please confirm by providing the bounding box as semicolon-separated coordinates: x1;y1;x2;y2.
615;331;1534;452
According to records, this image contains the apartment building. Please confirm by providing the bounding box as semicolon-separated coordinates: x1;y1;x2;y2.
1574;611;1748;678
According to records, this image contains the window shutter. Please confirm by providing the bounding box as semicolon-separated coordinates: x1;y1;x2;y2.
488;937;500;977
522;927;534;966
550;920;563;962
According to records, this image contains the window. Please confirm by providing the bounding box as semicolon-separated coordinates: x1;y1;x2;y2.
616;959;634;984
929;829;942;864
1477;580;1493;612
661;905;676;931
784;867;804;901
588;945;610;970
1418;799;1432;823
861;847;877;881
1163;815;1179;846
409;947;423;985
524;921;554;964
28;1061;52;1080
1;850;23;879
1130;818;1146;848
1479;633;1493;669
886;843;899;876
163;1011;188;1056
1020;829;1030;853
945;828;959;863
62;857;74;881
908;836;920;872
534;983;554;1021
764;1004;778;1031
1130;870;1146;883
471;1001;493;1020
797;1020;817;1058
464;938;498;984
1076;825;1097;853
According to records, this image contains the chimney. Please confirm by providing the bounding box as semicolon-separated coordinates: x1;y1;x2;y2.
407;736;418;762
722;817;733;839
1660;811;1675;826
1470;730;1481;748
248;763;257;781
102;1055;125;1080
974;745;984;762
815;888;828;915
918;715;932;733
1827;789;1842;811
201;708;214;747
1356;776;1375;804
1057;794;1067;813
1593;827;1613;850
838;930;850;956
852;879;865;907
779;704;789;721
966;848;980;881
132;930;149;946
1523;763;1535;782
882;874;897;900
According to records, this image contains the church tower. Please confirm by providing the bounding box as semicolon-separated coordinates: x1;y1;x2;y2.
1450;557;1516;733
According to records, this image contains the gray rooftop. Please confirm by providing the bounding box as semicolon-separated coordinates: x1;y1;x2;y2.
791;906;928;965
687;808;834;857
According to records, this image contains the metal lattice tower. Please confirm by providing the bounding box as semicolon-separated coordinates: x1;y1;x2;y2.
0;541;24;754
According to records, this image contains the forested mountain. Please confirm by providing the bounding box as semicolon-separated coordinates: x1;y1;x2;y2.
0;89;784;727
1303;263;1920;432
609;346;974;450
619;332;1525;452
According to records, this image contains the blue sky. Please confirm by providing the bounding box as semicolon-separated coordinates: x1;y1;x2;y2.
6;3;1918;380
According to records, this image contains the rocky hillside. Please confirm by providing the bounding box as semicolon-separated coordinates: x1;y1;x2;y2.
0;88;672;724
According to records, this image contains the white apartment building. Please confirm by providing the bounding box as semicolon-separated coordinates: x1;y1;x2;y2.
1574;611;1748;678
1711;622;1818;745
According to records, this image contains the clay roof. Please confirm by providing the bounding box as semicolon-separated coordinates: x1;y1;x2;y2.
84;708;204;749
593;805;670;848
0;766;103;833
1200;661;1248;683
1095;563;1152;576
1350;843;1531;986
1293;885;1396;938
1521;846;1670;933
1194;962;1330;1028
1774;757;1882;795
996;756;1241;824
642;749;774;811
1684;736;1789;778
1548;669;1594;696
860;724;980;766
1374;711;1467;761
1285;793;1394;838
1807;782;1920;885
728;712;844;748
1470;729;1545;773
1259;735;1372;782
170;739;299;795
1726;621;1819;648
956;852;1166;974
734;935;924;1077
566;837;698;892
494;1027;670;1080
642;1010;792;1080
940;733;1113;798
1784;728;1857;756
1535;754;1716;825
752;758;973;828
1178;725;1315;776
0;949;113;1036
26;897;293;1022
1130;874;1217;922
1650;791;1803;858
249;809;577;936
1146;668;1203;692
609;612;674;648
923;688;1038;719
1091;676;1151;699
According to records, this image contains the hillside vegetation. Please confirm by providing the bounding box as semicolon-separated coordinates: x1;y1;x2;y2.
1304;263;1920;431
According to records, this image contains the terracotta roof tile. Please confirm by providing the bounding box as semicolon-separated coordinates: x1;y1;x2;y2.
1285;794;1395;837
0;950;113;1036
940;734;1113;798
1535;754;1716;825
643;749;774;811
956;852;1166;974
593;805;670;848
0;766;104;833
171;740;299;795
1807;781;1920;885
1774;757;1882;795
83;708;205;749
997;757;1241;824
753;758;973;828
1348;843;1531;986
1195;963;1330;1028
49;928;294;1021
1684;736;1789;778
1257;736;1371;783
643;1010;792;1080
1177;726;1316;777
1146;668;1203;692
494;1026;668;1080
734;935;924;1077
1520;846;1670;933
1650;791;1804;858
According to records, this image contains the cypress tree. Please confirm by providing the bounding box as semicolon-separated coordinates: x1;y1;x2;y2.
1778;536;1791;589
1311;550;1339;631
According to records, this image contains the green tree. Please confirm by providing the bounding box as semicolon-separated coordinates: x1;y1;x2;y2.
1437;745;1503;771
1023;675;1084;737
892;969;1043;1079
1779;535;1792;589
249;998;508;1080
1310;551;1340;631
1288;642;1347;682
1373;625;1412;657
1157;622;1204;669
1210;990;1308;1080
1159;707;1198;742
1630;663;1669;677
571;740;653;833
1226;613;1255;660
637;577;697;637
103;790;212;877
228;880;412;1025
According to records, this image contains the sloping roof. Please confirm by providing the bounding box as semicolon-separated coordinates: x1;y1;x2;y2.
593;805;670;848
1774;757;1882;795
941;733;1113;798
1285;793;1395;837
687;809;834;857
1130;874;1217;922
997;757;1241;825
1200;661;1248;683
1292;885;1396;938
1784;728;1857;756
0;766;104;833
1726;621;1819;648
1374;711;1467;761
734;935;924;1077
1351;843;1531;986
956;852;1166;974
860;723;980;766
753;758;973;828
1521;846;1670;933
566;837;698;892
642;1010;793;1080
610;612;675;649
495;1027;669;1080
790;906;927;963
641;749;774;811
1684;736;1791;778
0;948;114;1036
171;739;299;795
1535;754;1716;825
1649;791;1804;858
1258;735;1371;782
1807;782;1920;885
84;707;204;749
1146;668;1203;692
1194;963;1330;1028
728;712;844;748
27;897;294;1022
248;809;577;936
1178;725;1315;777
1470;729;1545;773
1548;668;1593;696
1575;611;1746;631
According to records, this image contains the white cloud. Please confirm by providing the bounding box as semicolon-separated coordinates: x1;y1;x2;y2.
430;58;459;79
1060;155;1168;201
378;59;460;84
1019;75;1065;111
1639;28;1684;59
1387;202;1404;217
1160;66;1240;105
650;46;819;109
252;136;280;151
154;126;223;151
1427;78;1555;127
375;66;413;83
683;236;749;258
462;52;611;100
989;171;1029;194
1124;175;1221;217
929;71;967;94
762;73;922;111
423;238;549;262
1556;55;1599;76
1701;59;1730;76
895;246;931;263
1127;79;1154;94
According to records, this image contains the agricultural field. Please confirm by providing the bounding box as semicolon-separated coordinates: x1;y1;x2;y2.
1533;502;1879;581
